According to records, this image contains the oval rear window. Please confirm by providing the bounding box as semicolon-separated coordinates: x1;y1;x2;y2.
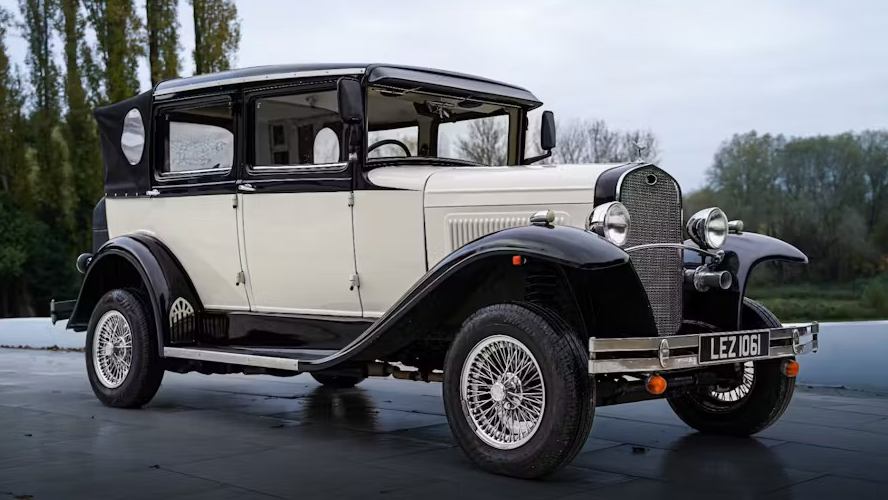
121;108;145;165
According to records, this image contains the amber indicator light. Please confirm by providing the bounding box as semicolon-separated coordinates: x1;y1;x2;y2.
645;374;667;395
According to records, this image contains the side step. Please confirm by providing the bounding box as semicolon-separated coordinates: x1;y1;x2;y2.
163;346;337;372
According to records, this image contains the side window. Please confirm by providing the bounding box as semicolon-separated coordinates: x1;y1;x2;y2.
158;100;234;175
253;89;343;168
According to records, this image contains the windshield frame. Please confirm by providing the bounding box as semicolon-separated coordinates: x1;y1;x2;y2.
363;85;528;167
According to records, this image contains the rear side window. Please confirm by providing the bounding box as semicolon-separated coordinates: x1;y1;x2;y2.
253;90;343;168
158;100;234;174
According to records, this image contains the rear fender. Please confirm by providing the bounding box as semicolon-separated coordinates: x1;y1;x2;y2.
68;234;202;356
683;232;808;330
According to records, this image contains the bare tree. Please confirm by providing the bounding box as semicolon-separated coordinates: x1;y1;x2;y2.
456;118;508;165
527;115;660;165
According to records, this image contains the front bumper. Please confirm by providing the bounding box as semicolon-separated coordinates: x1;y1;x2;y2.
588;322;818;374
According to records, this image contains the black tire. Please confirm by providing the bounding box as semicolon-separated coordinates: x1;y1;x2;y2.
85;288;164;408
667;298;795;435
443;303;594;479
310;372;366;389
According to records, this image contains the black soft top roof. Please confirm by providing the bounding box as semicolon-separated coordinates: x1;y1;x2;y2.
154;63;542;108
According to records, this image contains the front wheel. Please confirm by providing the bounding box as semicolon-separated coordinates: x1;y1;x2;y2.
85;288;164;408
443;304;594;479
667;299;795;435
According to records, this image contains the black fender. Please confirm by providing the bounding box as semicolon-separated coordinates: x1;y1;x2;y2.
67;234;202;356
303;224;657;371
683;232;807;329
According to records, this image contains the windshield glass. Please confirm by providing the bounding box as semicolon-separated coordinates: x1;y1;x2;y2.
367;86;516;165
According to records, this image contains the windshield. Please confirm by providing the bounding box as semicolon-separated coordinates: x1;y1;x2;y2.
366;86;517;165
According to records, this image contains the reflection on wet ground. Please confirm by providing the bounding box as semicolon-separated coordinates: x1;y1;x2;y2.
1;349;886;499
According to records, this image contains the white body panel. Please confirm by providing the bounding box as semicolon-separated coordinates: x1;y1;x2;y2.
353;190;427;317
240;192;362;317
106;196;250;310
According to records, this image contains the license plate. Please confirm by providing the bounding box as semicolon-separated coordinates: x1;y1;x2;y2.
698;331;770;364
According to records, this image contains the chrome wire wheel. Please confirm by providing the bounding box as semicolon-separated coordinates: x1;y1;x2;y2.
460;334;546;450
92;310;134;389
709;361;755;403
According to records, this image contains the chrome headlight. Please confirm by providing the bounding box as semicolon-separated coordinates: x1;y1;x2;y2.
588;202;630;247
687;207;728;249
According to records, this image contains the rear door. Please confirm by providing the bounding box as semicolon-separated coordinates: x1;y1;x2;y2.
106;93;250;311
239;82;362;317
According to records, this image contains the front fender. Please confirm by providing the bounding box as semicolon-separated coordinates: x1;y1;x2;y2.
683;232;808;329
303;225;655;370
68;234;201;355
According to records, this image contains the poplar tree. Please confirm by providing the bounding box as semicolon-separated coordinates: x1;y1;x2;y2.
83;0;143;103
60;0;101;250
190;0;240;74
147;0;180;86
19;0;74;233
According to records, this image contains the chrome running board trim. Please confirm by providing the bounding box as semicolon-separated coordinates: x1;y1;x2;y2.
164;347;301;372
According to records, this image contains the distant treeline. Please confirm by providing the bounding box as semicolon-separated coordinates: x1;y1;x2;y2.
0;1;240;317
686;131;888;285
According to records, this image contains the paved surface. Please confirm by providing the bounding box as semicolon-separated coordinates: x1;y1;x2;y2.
1;349;886;500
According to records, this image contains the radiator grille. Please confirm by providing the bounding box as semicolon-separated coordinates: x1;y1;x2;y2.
446;212;571;252
618;167;683;335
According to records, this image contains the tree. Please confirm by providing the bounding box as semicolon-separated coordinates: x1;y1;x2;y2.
20;0;75;234
190;0;240;74
146;0;180;86
456;118;508;165
529;117;660;165
83;0;143;103
59;0;101;251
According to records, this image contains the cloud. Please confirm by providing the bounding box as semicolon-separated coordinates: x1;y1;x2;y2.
2;0;885;190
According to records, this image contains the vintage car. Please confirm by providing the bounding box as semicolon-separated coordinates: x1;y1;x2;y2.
51;63;818;478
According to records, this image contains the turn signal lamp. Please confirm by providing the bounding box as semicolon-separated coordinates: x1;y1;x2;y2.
645;374;667;395
783;360;800;378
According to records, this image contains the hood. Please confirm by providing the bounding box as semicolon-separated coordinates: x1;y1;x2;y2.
367;163;629;207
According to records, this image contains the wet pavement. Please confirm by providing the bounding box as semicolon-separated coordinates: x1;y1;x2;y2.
1;348;886;500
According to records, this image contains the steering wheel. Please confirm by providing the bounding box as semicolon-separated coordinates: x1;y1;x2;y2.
368;139;412;157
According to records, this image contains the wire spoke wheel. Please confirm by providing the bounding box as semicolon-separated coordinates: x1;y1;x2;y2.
460;335;546;450
93;310;134;389
708;361;755;405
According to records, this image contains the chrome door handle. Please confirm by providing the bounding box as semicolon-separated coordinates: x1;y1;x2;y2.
145;189;160;197
238;183;256;193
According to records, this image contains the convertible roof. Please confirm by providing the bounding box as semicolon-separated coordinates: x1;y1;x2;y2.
154;63;542;108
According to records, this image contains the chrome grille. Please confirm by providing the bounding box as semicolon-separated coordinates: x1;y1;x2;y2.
618;166;683;335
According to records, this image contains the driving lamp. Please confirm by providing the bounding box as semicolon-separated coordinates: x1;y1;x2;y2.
687;207;728;249
588;202;631;247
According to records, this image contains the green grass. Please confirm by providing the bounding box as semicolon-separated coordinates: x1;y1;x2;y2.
748;275;888;322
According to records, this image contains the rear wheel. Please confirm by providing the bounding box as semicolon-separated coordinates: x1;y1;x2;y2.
86;288;164;408
443;304;594;478
667;298;795;435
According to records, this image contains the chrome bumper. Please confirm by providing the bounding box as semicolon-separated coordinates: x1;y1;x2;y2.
588;322;819;374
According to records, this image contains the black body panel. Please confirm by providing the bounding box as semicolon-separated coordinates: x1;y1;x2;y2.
91;197;109;253
67;234;202;356
593;162;637;205
683;232;808;330
221;312;372;350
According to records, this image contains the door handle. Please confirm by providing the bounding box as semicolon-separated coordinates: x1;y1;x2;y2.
238;183;256;193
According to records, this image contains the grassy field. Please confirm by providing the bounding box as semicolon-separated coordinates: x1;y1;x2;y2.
748;274;888;323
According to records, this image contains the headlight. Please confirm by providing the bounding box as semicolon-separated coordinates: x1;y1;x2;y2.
687;207;728;249
587;202;630;247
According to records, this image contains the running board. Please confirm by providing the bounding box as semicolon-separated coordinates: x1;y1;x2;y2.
163;347;336;372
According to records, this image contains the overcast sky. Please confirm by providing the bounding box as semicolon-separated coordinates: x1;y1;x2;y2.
2;0;886;190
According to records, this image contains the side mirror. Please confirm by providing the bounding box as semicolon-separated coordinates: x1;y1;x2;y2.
523;110;557;165
540;110;556;151
337;78;364;125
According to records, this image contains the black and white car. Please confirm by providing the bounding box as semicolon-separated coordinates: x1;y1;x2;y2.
52;63;818;478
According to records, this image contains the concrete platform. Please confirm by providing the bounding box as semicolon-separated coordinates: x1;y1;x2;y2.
1;348;886;499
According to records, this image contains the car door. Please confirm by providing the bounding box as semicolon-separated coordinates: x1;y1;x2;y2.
106;94;251;311
239;82;362;317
